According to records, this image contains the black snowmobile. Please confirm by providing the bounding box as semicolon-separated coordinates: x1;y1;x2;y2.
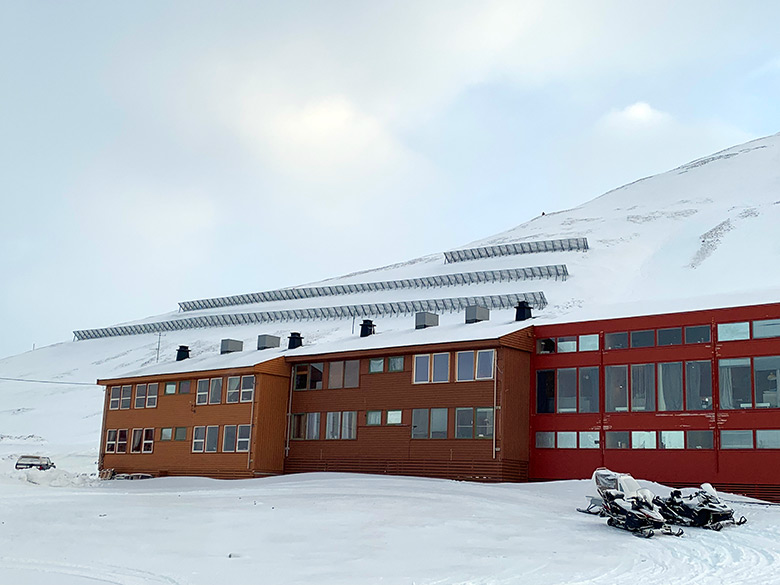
653;483;747;530
579;468;683;538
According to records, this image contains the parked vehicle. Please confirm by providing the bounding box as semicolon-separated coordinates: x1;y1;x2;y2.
654;484;747;530
15;455;56;471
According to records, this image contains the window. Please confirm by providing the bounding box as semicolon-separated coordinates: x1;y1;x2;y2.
456;351;475;381
432;354;449;382
579;431;599;449
326;412;342;439
754;319;780;339
192;426;205;452
579;334;599;351
386;410;402;425
753;356;780;408
116;429;128;453
535;432;555;448
366;411;382;426
327;361;359;388
105;429;117;452
135;384;147;409
475;407;493;438
409;408;449;438
430;408;448;438
368;358;384;373
179;380;191;394
226;377;240;403
237;425;251;451
456;350;494;381
196;379;209;405
557;431;577;448
142;428;154;453
294;363;324;390
205;426;219;452
414;353;449;383
146;383;158;408
291;414;306;440
536;370;555;413
160;428;173;441
630;364;655;412
120;385;132;409
174;427;187;441
631;431;656;449
659;431;684;449
557;368;577;413
109;386;120;410
579;367;599;413
411;409;428;439
719;358;752;409
164;382;177;395
306;413;320;440
686;361;712;410
476;350;494;379
718;322;750;342
223;425;238;452
604;332;628;350
414;355;429;383
686;430;713;449
455;408;473;438
658;362;683;411
605;365;628;412
605;431;630;449
630;330;655;348
388;356;404;372
657;328;682;346
341;411;357;440
756;430;780;449
537;338;556;354
721;430;753;449
240;375;255;402
684;325;711;344
557;336;577;352
131;429;143;453
328;361;343;388
209;378;223;404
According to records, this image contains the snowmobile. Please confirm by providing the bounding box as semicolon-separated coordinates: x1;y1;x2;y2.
578;468;683;538
653;483;747;530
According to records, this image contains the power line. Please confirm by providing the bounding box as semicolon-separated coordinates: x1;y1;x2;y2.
0;376;97;386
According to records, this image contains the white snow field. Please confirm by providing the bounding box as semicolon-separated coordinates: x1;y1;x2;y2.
2;133;780;584
0;471;777;585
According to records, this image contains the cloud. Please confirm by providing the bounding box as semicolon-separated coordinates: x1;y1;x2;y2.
599;102;673;132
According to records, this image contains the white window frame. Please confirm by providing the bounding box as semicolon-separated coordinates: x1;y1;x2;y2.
135;384;147;409
105;429;118;452
196;379;209;405
413;354;430;384
208;378;223;405
240;375;255;402
120;385;132;410
475;350;495;380
142;428;154;453
226;376;240;404
236;425;251;452
131;428;144;453
326;412;341;440
146;383;158;408
205;425;219;452
431;353;450;383
456;351;475;382
116;429;128;453
109;386;120;410
223;425;237;452
192;426;206;452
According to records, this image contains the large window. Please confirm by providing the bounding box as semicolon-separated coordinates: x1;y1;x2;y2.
684;325;711;344
658;362;683;411
630;364;655;412
130;429;143;453
685;361;712;410
754;356;780;408
718;322;750;341
328;361;359;389
411;408;448;438
223;424;251;452
579;334;599;351
106;429;129;453
537;367;598;413
754;319;780;339
134;384;147;409
536;370;555;413
240;376;254;402
105;429;118;452
721;430;753;449
454;407;493;439
604;332;628;350
192;426;206;452
191;426;219;452
659;430;684;449
557;368;577;412
631;431;656;449
719;358;752;409
630;330;655;348
605;366;628;412
196;379;209;405
209;378;223;405
414;353;449;384
226;377;240;403
757;430;780;449
294;363;324;390
205;426;219;452
326;412;342;439
657;328;682;346
578;367;599;413
306;413;321;440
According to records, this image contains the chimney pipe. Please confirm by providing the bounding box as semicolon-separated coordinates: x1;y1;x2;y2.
515;301;532;322
360;319;375;337
288;332;303;350
176;345;190;361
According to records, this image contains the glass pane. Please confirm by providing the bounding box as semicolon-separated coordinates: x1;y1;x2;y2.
631;431;656;449
756;430;780;448
657;328;682;346
605;431;630;449
309;363;324;389
135;384;146;409
536;370;555;413
455;408;473;439
630;330;655;348
164;382;177;395
557;336;577;352
605;366;628;412
366;411;382;426
368;358;384;373
326;412;341;439
205;427;218;452
754;356;780;408
686;430;713;449
432;354;449;382
292;415;306;439
754;319;780;339
630;364;655;412
412;409;428;438
535;431;554;448
306;413;320;440
456;351;475;381
196;379;209;404
686;361;712;411
341;412;356;439
344;360;360;388
658;362;683;411
240;376;254;402
226;377;240;403
556;368;577;412
223;426;237;452
685;325;711;344
209;378;222;404
557;432;577;448
294;365;308;390
476;350;494;379
659;430;684;449
537;338;556;354
174;427;187;441
579;431;599;449
579;334;599;351
179;380;191;394
721;430;753;449
604;332;628;350
475;407;493;438
719;358;752;409
578;367;599;413
388;356;404;372
717;322;750;341
414;355;429;383
328;361;344;389
387;410;402;425
430;408;447;438
160;428;173;441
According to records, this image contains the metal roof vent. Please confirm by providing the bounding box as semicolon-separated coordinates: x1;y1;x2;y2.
515;301;533;321
176;345;190;361
257;334;281;350
220;339;243;354
415;312;439;330
465;305;490;324
360;319;375;338
288;332;303;350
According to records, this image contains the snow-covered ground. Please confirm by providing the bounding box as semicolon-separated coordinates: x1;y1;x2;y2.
0;470;777;585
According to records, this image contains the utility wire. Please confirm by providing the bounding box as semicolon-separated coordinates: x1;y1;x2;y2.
0;376;98;386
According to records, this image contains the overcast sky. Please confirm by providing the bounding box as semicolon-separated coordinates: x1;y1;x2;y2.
2;1;780;359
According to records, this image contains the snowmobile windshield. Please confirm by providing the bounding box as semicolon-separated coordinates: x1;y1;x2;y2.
636;488;655;505
701;483;720;501
619;476;642;496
